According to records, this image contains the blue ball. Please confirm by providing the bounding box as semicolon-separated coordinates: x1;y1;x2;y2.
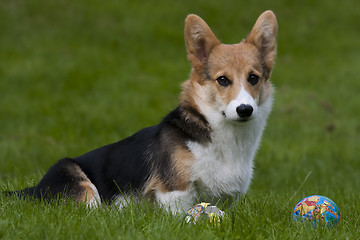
292;195;341;227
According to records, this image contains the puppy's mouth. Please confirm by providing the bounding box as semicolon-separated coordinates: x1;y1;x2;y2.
222;111;252;123
237;118;251;122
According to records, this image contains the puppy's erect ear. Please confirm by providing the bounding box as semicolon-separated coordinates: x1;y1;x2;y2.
184;14;220;71
246;10;278;79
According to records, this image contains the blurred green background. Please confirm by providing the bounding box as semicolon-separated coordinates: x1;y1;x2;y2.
0;0;359;228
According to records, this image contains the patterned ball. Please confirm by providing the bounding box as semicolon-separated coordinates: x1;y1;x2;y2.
292;195;341;227
185;202;224;224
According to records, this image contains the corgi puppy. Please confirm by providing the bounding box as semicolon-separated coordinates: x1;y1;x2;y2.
8;11;278;212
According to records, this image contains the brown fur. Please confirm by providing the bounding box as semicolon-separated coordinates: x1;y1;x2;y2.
171;146;194;190
79;181;96;203
70;164;97;204
184;15;220;72
143;145;194;198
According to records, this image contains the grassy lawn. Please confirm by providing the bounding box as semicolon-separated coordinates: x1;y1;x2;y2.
1;0;359;239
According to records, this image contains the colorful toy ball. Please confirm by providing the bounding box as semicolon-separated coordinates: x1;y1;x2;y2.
292;195;341;227
185;202;224;224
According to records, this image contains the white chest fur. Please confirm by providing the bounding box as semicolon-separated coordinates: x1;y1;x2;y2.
187;98;272;199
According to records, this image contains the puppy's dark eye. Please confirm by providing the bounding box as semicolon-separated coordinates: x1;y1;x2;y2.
216;76;232;87
248;74;260;86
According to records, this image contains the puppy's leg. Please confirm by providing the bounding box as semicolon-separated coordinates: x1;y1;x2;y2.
154;187;196;214
31;158;101;207
78;180;101;208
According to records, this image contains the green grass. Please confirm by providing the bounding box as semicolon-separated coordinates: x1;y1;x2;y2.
1;0;359;239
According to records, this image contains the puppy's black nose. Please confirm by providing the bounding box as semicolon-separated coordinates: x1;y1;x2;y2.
236;104;253;118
